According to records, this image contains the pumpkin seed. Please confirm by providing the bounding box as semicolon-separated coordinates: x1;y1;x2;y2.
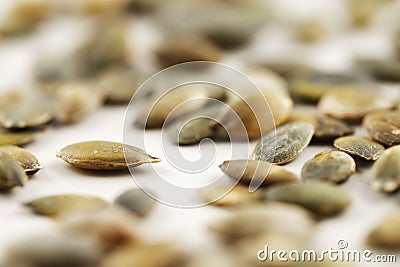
2;232;101;267
219;160;298;188
56;141;160;170
243;66;289;96
198;184;261;207
367;212;400;249
253;122;314;164
357;59;400;81
318;87;393;120
0;94;53;129
262;181;351;216
26;194;108;217
219;91;293;139
185;250;239;267
301;151;356;183
168;117;215;145
0;151;28;190
0;128;43;146
295;21;327;43
370;145;400;193
334;136;385;161
0;145;42;175
115;188;156;217
290;109;354;140
290;72;355;103
363;109;400;146
100;243;184;267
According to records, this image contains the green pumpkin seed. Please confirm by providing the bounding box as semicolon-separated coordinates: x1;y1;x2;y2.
0;151;28;190
0;145;42;175
290;108;354;140
363;109;400;146
367;212;400;249
301;151;356;183
26;194;108;217
318;87;393;120
370;145;400;193
262;181;351;216
334;136;385;161
0;128;43;146
115;188;156;217
219;160;298;188
57;141;160;170
198;184;261;207
253;122;314;164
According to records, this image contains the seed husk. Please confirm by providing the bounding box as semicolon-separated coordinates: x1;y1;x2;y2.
367;212;400;249
168;117;215;145
115;188;156;217
334;136;385;161
295;21;327;43
0;151;28;190
357;59;400;81
290;108;354;140
219;91;293;139
56;141;160;170
0;145;42;175
262;181;351;216
301;151;356;184
0;128;43;146
370;145;400;193
219;160;298;187
26;194;108;217
253;122;314;164
243;66;288;96
0;94;53;129
198;184;261;207
363;109;400;146
318;87;393;120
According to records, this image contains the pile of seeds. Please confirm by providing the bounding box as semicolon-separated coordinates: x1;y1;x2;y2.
1;0;400;266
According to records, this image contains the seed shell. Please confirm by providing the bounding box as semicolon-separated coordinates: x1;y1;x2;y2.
0;145;42;175
26;194;108;217
0;128;43;146
219;160;298;187
252;122;314;164
56;141;160;170
0;151;28;190
198;184;261;207
367;212;400;249
115;188;156;217
301;151;356;183
262;181;351;216
363;109;400;146
334;136;384;161
370;145;400;193
168;117;215;145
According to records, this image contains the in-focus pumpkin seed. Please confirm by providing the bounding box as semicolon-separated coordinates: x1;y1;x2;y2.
370;145;400;193
219;160;298;187
0;151;28;190
363;109;400;146
0;145;42;175
262;181;351;216
334;136;384;161
253;122;314;164
318;87;393;120
57;141;160;170
301;151;356;183
198;184;261;207
115;188;156;217
367;212;400;249
26;194;108;217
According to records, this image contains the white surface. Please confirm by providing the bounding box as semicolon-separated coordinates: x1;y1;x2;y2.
1;2;400;266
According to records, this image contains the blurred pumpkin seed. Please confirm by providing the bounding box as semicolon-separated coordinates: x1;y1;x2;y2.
367;212;400;249
357;59;400;81
219;160;297;187
198;185;261;207
295;21;327;43
363;109;400;146
301;151;356;184
26;194;108;217
262;181;351;216
185;250;240;267
57;141;160;170
243;66;289;96
115;188;156;217
334;136;384;161
253;122;314;164
0;145;42;175
168;117;216;145
290;108;354;140
0;128;43;146
370;145;400;193
318;87;393;120
0;151;28;190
